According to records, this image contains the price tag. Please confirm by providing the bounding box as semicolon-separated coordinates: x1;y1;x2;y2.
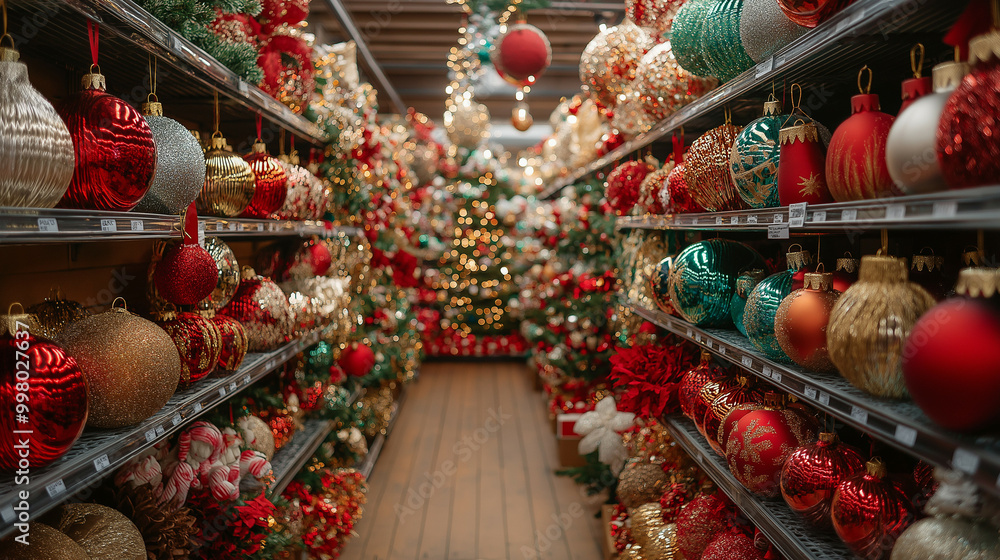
747;215;758;224
37;218;58;232
130;220;144;232
818;392;830;406
704;339;713;349
193;402;203;413
741;356;753;368
842;209;857;221
172;414;183;426
773;213;784;223
715;216;723;226
771;370;782;383
155;425;165;436
694;333;702;343
237;222;245;232
145;428;157;443
198;221;206;248
894;424;917;447
229;381;237;392
804;387;817;400
100;219;117;232
768;223;790;239
718;346;726;355
762;366;772;378
850;406;869;424
812;210;827;222
93;454;111;472
269;223;279;232
243;374;252;385
885;204;906;220
788;203;807;227
266;359;277;371
228;222;237;231
754;57;774;77
256;223;263;231
953;448;980;474
933;200;958;217
237;80;250;96
45;479;66;498
218;387;227;398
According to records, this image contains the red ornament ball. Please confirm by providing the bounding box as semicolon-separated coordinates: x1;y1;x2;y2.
826;93;896;201
937;56;1000;188
0;326;87;469
725;402;819;497
492;23;552;86
607;160;656;214
831;458;917;560
694;374;739;439
679;355;728;420
259;0;309;28
212;314;248;371
153;204;219;306
703;378;763;455
241;142;289;219
676;493;728;560
158;312;222;386
702;531;765;560
780;432;865;526
306;241;333;276
218;267;293;352
666;161;705;213
339;342;376;377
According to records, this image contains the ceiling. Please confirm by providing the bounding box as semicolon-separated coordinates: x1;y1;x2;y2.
307;0;624;126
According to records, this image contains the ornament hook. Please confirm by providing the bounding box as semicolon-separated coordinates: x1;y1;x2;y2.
857;65;873;94
815;262;826;273
213;90;221;134
6;302;24;316
910;44;925;78
146;55;158;104
111;297;127;310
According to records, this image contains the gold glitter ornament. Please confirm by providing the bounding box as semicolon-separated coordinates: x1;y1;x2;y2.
827;255;936;399
636;42;717;123
445;101;491;149
618;460;669;508
198;131;256;217
645;524;681;560
685;122;746;211
0;523;89;559
57;301;181;428
621;544;644;559
580;20;655;109
41;503;145;560
25;289;90;339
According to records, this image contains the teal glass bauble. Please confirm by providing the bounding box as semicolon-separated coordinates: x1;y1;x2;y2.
671;0;717;78
743;248;813;360
305;341;334;381
701;0;756;83
730;269;765;336
731;99;786;208
667;239;766;327
652;255;675;314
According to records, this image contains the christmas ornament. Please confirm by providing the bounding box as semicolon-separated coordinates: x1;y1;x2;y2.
937;27;1000;188
731;97;785;208
446;101;491;149
635;42;716;123
109;483;196;560
777;0;852;26
274;149;310;220
218;267;293;352
903;268;1000;432
628;503;682;558
744;246;812;361
834;253;860;292
577;397;636;475
57;302;179;428
780;432;865;526
775;271;841;372
679;352;729;420
241;130;289;219
0;37;74;208
676;493;728;559
57;25;155;211
832;458;917;560
134;90;206;215
158;312;222;386
685;121;745;211
827;254;936;399
909;248;949;301
701;0;756;83
725;394;818;497
671;0;716;77
651;255;677;314
339;341;375;377
704;376;763;455
579;20;655;109
25;291;90;339
731;269;765;336
702;531;765;560
607;159;656;214
154;203;218;306
239;415;276;461
511;101;534;131
627;0;685;36
0;522;90;559
887;60;968;194
258;32;315;114
826;67;896;201
619;460;669;508
668;239;766;326
198;131;256;217
41;503;145;560
898;45;932;114
640;162;673;214
666;138;706;213
0;307;87;470
694;373;740;438
195;236;241;312
740;0;807;62
491;23;551;85
212;314;248;371
777;118;834;205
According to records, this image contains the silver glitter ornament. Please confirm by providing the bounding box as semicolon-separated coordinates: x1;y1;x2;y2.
739;0;807;63
135;100;207;214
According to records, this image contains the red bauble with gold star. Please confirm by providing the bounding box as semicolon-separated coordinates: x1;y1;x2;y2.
777;120;833;205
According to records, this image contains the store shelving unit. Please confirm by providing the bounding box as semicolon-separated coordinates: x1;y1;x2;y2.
357;385;408;480
663;415;851;560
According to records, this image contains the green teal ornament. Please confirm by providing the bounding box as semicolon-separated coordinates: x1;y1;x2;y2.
743;246;812;360
671;0;717;78
651;255;676;314
667;239;766;327
731;269;766;336
731;98;785;208
701;0;756;83
305;341;334;382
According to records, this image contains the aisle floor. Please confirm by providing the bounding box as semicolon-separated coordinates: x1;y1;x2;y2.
339;361;606;560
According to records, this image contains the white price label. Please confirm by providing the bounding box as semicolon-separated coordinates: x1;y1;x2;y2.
885;204;906;220
237;222;245;232
704;339;712;349
715;216;724;225
218;387;227;398
812;210;827;222
145;428;157;443
93;454;111;472
155;425;165;436
818;392;830;406
741;356;753;368
193;403;203;413
269;223;278;232
768;223;790;239
243;374;252;385
747;215;758;224
773;213;784;223
694;333;702;343
754;57;774;77
172;414;183;426
37;218;58;232
953;448;980;474
933;200;958;218
45;479;66;498
718;346;726;355
198;221;206;248
100;219;117;232
229;381;237;392
266;359;277;371
804;387;817;400
788;203;807;227
850;406;869;424
771;370;782;383
130;220;144;232
228;222;237;231
842;209;858;221
762;366;772;378
894;424;917;447
731;216;740;225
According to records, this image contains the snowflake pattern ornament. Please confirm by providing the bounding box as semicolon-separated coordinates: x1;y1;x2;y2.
575;396;636;474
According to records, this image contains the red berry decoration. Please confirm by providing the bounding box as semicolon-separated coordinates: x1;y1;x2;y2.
607;159;656;214
154;203;219;306
676;493;729;560
832;458;917;560
679;352;729;420
241;139;289;219
780;432;865;526
491;23;551;86
339;342;376;377
158;312;222;386
702;531;765;560
212;314;248;371
0;310;87;470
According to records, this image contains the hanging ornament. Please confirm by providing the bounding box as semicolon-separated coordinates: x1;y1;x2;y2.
685;117;745;211
0;23;74;208
832;458;917;560
511;100;533;131
702;531;766;560
731;96;785;208
491;22;551;86
212;314;248;371
909;248;949;301
665;134;705;213
834;253;860;292
903;268;1000;432
641;163;674;214
651;255;677;314
694;373;740;438
57;22;155;211
703;375;764;455
627;0;686;37
339;341;376;377
676;493;729;559
274;144;310;220
739;0;807;63
198;93;256;217
775;270;841;372
724;393;819;497
25;290;90;339
898;44;932;114
827;253;936;399
241;116;288;219
777;0;852;27
731;269;765;337
618;460;669;508
887;58;968;194
218;267;293;352
635;42;716;123
780;432;865;526
744;245;812;361
826;66;896;201
679;352;730;421
671;0;716;77
579;20;654;109
157;311;222;386
188;236;240;314
56;300;180;428
669;239;766;326
0;306;87;470
153;203;219;306
701;0;756;83
776;83;834;205
607;159;657;214
446;101;491;149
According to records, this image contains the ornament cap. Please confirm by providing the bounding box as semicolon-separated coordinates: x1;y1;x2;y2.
209;133;228;151
0;46;19;62
762;99;783;116
818;432;839;444
1;304;42;337
911;250;944;272
141;101;163;116
81;69;106;91
736;269;766;297
963;247;985;267
969;30;1000;67
865;457;887;479
850;93;880;113
901;76;932;102
786;246;813;271
251;140;268;154
779;121;820;145
955;267;1000;298
932;61;970;92
836;256;859;274
858;255;908;284
803;272;834;291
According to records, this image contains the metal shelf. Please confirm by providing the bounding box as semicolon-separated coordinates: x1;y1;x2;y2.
0;327;327;540
357;385;407;480
616;185;1000;233
0;207;362;244
663;415;852;560
626;299;1000;500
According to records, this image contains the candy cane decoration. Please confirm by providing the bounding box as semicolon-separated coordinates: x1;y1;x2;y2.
158;461;199;508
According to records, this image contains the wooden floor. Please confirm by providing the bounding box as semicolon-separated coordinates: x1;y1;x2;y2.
339;361;606;560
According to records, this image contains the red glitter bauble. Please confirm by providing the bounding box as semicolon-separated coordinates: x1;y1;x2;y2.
154;204;219;306
57;74;156;211
832;458;917;560
241;142;289;218
702;531;765;560
676;493;728;560
780;432;865;526
703;376;763;455
158;312;222;386
492;23;552;85
826;93;896;201
725;399;819;497
679;354;728;420
666;161;704;213
212;314;248;371
306;241;333;276
339;342;375;377
0;324;87;470
259;0;309;30
607;160;656;214
937;51;1000;188
218;267;293;352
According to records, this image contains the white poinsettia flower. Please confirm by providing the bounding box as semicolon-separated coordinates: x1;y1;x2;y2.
574;397;635;474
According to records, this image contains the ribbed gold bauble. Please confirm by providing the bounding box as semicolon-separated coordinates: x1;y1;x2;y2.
827;255;936;398
644;524;681;559
629;503;665;544
196;236;241;311
57;304;181;428
618;461;669;508
41;503;145;560
197;132;256;217
0;523;89;559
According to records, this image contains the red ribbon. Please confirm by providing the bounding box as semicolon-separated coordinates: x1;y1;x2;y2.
672;132;684;164
255;113;263;140
87;20;99;67
290;134;295;154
